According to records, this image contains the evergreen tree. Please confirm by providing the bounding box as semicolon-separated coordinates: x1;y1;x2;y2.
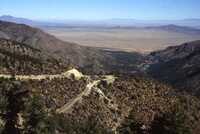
24;95;56;134
0;79;28;134
150;111;191;134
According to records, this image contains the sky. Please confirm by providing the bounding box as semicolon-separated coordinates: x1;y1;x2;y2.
0;0;200;20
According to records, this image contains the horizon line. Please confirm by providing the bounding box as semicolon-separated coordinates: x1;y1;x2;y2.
1;14;200;22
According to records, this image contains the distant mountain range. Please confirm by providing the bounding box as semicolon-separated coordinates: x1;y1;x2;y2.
0;20;200;133
0;20;144;74
0;15;39;26
0;19;200;94
1;15;200;28
1;20;200;94
0;15;66;27
1;13;200;134
145;24;200;35
105;19;200;28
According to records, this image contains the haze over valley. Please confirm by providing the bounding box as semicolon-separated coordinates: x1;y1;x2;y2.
0;0;200;134
44;26;200;52
1;15;200;53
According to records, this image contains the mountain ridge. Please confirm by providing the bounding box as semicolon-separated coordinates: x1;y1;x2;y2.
147;40;200;95
0;20;144;74
0;19;200;133
1;15;200;28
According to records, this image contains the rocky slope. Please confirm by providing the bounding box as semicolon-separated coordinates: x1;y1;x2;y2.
0;20;200;133
1;20;200;95
0;20;144;74
1;74;198;134
0;38;68;75
147;40;200;96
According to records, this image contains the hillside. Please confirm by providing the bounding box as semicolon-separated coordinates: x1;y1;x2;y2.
147;40;200;95
0;38;69;75
0;20;144;74
1;73;200;134
0;20;200;133
1;20;200;94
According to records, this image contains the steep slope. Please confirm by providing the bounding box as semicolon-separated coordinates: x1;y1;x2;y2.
19;75;200;134
0;20;144;74
147;40;200;95
0;38;68;75
0;43;199;134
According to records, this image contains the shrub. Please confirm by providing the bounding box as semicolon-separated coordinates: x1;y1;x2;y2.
150;108;192;134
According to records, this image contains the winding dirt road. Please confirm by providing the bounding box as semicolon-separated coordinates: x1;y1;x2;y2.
0;68;84;80
56;80;101;113
56;75;116;113
0;69;116;115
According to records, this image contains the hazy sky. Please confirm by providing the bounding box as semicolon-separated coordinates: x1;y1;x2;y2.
0;0;199;20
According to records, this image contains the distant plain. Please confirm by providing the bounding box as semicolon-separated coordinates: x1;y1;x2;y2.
44;27;200;53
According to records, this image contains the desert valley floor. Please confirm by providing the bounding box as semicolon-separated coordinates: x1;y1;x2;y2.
44;27;200;53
